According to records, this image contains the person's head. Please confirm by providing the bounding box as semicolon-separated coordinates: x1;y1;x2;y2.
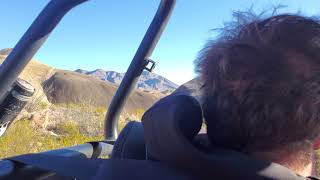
196;12;320;174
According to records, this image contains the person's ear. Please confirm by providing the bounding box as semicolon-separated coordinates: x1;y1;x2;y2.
312;138;320;150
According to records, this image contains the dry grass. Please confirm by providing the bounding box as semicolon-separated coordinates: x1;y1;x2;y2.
0;55;55;108
46;103;107;137
0;53;151;159
0;104;144;159
0;120;103;159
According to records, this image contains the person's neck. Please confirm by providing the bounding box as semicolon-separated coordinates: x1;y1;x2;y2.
252;149;315;177
300;162;313;177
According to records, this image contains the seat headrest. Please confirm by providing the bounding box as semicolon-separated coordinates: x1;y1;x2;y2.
142;95;202;160
142;94;306;180
111;121;146;160
144;94;203;140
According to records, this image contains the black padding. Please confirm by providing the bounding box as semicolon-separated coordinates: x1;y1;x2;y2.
142;94;203;162
144;94;202;142
111;121;146;160
94;159;195;180
8;154;194;180
142;94;307;180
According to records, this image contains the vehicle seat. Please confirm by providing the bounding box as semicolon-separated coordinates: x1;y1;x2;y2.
111;94;309;180
6;94;314;180
111;121;146;159
110;94;202;160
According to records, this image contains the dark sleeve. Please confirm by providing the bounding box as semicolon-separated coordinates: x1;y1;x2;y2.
307;176;320;180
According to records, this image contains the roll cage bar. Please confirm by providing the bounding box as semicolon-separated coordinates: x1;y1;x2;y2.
0;0;175;177
0;2;317;180
0;0;175;141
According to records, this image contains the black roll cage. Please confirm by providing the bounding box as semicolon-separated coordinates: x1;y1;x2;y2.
0;0;175;140
0;2;318;180
0;0;175;177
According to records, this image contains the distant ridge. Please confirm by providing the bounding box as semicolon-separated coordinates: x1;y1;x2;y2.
75;68;178;94
0;48;166;115
44;70;159;114
173;78;202;102
0;48;12;55
0;47;178;94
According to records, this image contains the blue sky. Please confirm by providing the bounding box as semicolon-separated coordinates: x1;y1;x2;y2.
0;0;319;85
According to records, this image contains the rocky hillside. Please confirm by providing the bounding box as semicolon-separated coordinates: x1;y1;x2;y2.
75;68;178;94
0;48;12;55
44;70;159;114
0;48;54;106
0;48;162;115
173;78;203;102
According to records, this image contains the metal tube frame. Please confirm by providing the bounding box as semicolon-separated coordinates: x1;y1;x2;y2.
0;0;176;178
0;0;175;157
0;0;176;141
104;0;176;140
0;141;112;179
0;0;88;102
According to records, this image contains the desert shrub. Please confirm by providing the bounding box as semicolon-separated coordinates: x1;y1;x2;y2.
0;120;102;159
0;120;39;158
118;117;127;131
115;108;147;131
47;103;106;137
94;107;107;116
47;103;133;137
134;108;145;120
42;121;103;150
24;80;53;113
25;93;50;112
0;99;148;159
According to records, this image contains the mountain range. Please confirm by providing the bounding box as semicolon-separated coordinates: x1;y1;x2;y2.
75;69;178;94
0;48;167;115
0;48;196;115
1;48;178;94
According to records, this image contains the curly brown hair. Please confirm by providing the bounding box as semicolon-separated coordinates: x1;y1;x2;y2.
196;13;320;156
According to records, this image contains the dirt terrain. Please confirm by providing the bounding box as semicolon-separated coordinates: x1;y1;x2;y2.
44;70;160;114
